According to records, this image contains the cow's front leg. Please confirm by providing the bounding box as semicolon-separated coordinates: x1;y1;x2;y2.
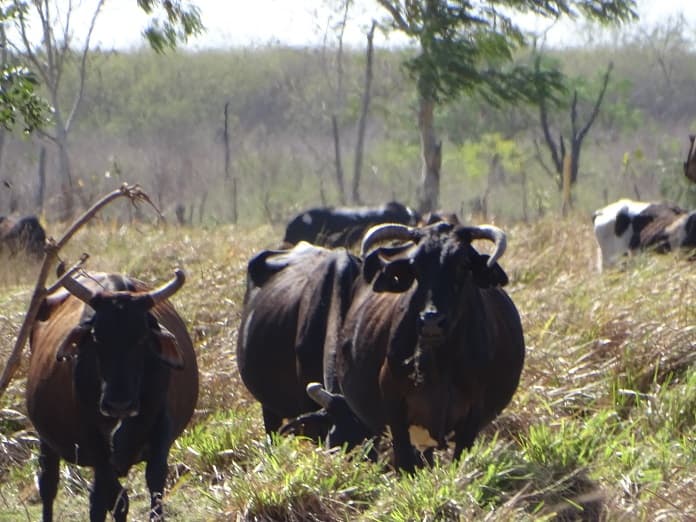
37;440;60;522
91;464;127;522
146;413;173;520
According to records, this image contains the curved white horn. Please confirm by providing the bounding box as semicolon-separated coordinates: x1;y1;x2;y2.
360;223;416;256
62;274;96;304
458;225;507;267
146;269;186;305
306;382;334;409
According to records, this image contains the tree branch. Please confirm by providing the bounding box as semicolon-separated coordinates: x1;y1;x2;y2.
376;0;413;33
578;61;613;143
66;0;105;133
539;96;562;174
0;184;160;398
570;89;578;139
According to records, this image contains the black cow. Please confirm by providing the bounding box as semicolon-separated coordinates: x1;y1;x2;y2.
332;222;525;472
237;241;367;446
0;214;46;259
27;270;198;521
283;201;419;248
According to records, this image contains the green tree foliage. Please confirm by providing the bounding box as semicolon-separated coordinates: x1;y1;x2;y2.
374;0;638;212
0;0;203;136
0;4;51;132
137;0;204;53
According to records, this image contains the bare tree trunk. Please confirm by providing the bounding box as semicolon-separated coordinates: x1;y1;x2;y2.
352;20;376;205
55;119;75;220
521;170;528;223
36;146;46;213
417;98;441;214
0;25;7;175
223;101;238;223
198;191;208;224
332;115;346;204
329;1;350;205
561;151;572;216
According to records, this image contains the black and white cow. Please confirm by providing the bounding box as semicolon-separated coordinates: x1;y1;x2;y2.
592;198;695;271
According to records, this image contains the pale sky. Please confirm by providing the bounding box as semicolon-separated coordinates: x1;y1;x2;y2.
33;0;696;51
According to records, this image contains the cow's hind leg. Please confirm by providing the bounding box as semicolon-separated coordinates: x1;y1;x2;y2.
453;411;482;461
262;406;283;436
91;465;128;522
38;440;59;522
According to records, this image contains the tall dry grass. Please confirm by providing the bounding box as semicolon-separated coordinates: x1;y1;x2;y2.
0;214;694;520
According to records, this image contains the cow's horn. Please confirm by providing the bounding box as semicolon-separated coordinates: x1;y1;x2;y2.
146;269;186;305
360;223;416;256
466;225;507;267
306;382;333;409
62;274;97;304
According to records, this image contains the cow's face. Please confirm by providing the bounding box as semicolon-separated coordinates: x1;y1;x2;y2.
57;293;184;419
363;225;507;359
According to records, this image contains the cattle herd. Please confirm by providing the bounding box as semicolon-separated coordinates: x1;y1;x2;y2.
2;184;694;519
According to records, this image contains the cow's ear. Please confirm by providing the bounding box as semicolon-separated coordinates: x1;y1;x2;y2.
373;259;414;293
56;326;89;361
362;249;384;284
472;255;509;288
151;326;185;369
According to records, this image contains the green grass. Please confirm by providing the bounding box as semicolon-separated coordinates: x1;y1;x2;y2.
0;213;694;520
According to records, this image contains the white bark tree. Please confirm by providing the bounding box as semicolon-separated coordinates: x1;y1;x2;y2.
8;0;105;218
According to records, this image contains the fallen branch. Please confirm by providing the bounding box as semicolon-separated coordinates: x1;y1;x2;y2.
0;183;159;398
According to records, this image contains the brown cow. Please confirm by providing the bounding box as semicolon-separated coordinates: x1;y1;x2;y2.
335;222;525;472
27;270;198;521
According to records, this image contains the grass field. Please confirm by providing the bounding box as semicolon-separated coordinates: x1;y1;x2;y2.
0;213;694;521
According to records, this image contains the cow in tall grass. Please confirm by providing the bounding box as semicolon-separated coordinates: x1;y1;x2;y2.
324;222;525;472
282;201;419;248
237;242;370;448
592;199;696;271
27;269;198;521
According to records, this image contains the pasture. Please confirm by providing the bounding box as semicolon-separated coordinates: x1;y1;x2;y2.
0;214;694;520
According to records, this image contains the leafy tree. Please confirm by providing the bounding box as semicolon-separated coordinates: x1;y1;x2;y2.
0;4;50;133
0;0;202;216
374;0;637;213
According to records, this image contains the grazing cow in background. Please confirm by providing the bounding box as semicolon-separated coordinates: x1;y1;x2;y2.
282;201;420;248
237;241;369;447
592;198;695;271
418;210;461;227
330;222;525;472
27;270;198;522
0;215;46;259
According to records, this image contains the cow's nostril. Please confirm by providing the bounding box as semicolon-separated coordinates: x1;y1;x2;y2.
419;311;446;334
100;398;139;418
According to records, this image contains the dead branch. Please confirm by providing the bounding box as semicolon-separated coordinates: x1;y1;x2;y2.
0;183;159;398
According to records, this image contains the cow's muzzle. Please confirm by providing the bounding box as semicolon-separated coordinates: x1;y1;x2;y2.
418;310;447;341
100;397;139;419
